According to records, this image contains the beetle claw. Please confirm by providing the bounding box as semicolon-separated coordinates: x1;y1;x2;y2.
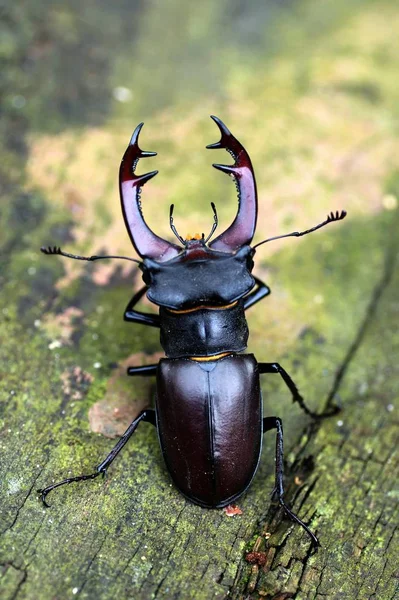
120;124;181;261
133;170;159;187
206;141;223;150
212;163;240;176
206;116;232;150
129;122;144;146
125;124;158;186
129;123;157;158
207;116;240;161
37;488;51;508
208;115;233;145
206;116;257;251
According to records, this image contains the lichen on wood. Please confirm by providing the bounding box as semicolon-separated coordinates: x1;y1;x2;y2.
1;1;399;599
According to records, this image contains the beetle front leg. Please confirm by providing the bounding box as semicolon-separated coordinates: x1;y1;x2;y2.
124;286;160;327
263;416;320;549
244;276;271;310
259;362;339;418
127;364;157;376
37;409;156;507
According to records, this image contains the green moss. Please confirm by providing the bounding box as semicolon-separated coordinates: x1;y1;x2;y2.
1;0;399;598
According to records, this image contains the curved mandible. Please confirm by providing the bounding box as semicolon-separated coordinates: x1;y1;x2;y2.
119;123;182;261
207;116;258;252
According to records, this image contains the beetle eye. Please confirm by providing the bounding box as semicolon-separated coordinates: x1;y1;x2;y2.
246;255;254;272
141;266;152;286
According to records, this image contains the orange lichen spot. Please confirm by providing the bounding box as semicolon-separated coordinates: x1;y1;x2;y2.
223;504;243;517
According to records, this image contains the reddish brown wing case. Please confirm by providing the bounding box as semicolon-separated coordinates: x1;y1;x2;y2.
156;354;262;507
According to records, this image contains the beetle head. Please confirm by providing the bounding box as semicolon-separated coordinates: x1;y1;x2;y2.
120;117;258;309
140;244;255;310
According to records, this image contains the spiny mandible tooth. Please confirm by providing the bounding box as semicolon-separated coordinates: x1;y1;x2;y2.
210;115;232;138
206;141;223;150
129;124;157;157
129;123;144;147
212;163;240;175
132;170;158;186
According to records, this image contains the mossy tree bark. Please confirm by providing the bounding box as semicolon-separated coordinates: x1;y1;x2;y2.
1;1;399;599
1;209;398;600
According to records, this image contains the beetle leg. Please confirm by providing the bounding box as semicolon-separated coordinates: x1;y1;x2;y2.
258;362;340;418
243;276;271;310
37;409;156;507
127;364;157;376
263;416;320;549
124;285;160;328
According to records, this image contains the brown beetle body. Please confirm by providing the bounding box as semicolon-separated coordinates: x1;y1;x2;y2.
157;354;262;507
39;116;347;550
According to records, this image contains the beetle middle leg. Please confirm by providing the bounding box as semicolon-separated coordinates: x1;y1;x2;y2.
38;408;156;507
124;285;160;327
263;416;319;548
259;362;339;418
244;276;271;310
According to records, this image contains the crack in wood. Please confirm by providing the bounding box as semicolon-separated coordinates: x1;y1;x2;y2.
231;242;398;599
75;535;108;597
1;466;45;537
0;562;29;600
325;245;397;411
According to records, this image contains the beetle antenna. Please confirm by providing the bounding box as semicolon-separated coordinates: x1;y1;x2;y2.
40;246;141;264
253;210;347;249
204;202;218;244
169;204;185;245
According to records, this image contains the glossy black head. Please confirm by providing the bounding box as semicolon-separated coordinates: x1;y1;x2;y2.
120;116;258;309
141;243;255;310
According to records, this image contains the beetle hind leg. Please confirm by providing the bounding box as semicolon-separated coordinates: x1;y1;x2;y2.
259;362;340;419
38;409;156;507
263;416;320;549
127;364;157;376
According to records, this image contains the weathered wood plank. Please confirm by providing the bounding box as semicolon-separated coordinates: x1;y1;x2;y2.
233;241;399;599
1;1;399;599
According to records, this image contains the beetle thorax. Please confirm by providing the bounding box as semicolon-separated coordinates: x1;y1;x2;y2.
142;245;255;310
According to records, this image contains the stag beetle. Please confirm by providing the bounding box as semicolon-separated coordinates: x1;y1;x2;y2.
38;116;346;548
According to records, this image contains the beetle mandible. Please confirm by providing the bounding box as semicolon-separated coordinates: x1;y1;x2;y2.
38;116;346;548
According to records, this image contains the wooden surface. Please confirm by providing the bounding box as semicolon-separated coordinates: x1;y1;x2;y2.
1;2;398;599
